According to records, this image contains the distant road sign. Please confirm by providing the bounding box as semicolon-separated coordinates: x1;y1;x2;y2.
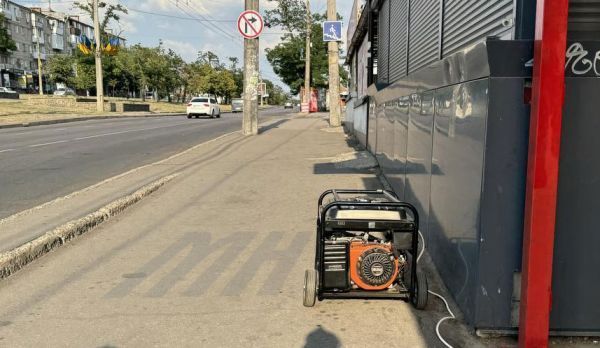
238;10;264;39
323;21;343;42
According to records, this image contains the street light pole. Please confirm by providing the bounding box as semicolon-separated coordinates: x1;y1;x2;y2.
303;0;311;113
327;0;341;126
93;0;104;112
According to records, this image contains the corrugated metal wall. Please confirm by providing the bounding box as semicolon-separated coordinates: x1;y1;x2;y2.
408;0;441;73
443;0;514;57
568;0;600;40
377;0;390;83
388;0;409;81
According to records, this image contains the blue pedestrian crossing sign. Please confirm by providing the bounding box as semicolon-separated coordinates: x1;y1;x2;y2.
323;21;343;42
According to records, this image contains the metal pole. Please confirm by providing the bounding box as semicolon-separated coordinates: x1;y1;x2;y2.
518;0;569;346
327;0;340;126
242;0;259;135
93;0;104;112
303;0;311;113
36;34;43;95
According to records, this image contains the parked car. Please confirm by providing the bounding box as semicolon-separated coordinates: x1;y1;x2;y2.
0;87;17;94
231;98;244;113
53;88;76;96
187;97;221;118
284;102;293;109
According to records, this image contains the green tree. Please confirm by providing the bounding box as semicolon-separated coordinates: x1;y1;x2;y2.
264;0;310;35
0;13;16;55
74;1;128;40
265;3;347;94
73;55;96;92
266;21;338;94
47;54;76;86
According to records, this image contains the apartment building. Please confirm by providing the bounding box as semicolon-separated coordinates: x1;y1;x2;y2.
1;0;124;91
0;0;33;89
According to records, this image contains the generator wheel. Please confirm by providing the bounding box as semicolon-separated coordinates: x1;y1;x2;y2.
412;271;428;310
303;269;317;307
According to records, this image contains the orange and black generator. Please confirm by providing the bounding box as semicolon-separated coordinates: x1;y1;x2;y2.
303;189;428;309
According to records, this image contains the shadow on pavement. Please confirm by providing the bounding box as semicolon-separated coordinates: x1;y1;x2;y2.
258;119;289;134
304;325;341;348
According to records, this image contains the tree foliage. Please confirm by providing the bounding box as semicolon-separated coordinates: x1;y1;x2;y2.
0;13;17;54
47;54;76;85
74;1;128;39
265;5;347;95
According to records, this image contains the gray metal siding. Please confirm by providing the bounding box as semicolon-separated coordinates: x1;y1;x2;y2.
443;0;514;57
408;0;441;73
378;0;390;83
388;0;409;82
568;0;600;40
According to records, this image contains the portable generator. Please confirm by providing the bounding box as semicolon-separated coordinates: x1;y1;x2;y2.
303;189;428;309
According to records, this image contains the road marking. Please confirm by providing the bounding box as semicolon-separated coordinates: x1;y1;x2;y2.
22;122;196;149
0;130;241;226
28;140;70;148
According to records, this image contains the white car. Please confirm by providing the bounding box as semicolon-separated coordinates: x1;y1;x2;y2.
53;88;76;96
187;97;221;118
0;87;17;94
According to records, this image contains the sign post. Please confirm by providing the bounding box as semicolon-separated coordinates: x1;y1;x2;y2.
323;14;342;127
238;7;263;135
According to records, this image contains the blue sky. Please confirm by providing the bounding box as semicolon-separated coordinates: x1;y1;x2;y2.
23;0;353;91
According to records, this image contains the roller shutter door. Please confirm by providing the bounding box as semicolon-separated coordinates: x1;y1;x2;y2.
442;0;514;57
568;0;600;40
377;0;390;84
408;0;441;73
388;0;409;82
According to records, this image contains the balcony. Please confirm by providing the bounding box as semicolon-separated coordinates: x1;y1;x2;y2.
32;34;45;44
32;51;46;60
52;34;64;50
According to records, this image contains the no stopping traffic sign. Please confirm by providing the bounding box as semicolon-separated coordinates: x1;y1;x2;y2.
237;10;264;39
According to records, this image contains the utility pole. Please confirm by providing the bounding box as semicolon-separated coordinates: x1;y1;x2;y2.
327;0;341;126
93;0;104;112
35;32;43;95
242;0;259;135
303;0;311;113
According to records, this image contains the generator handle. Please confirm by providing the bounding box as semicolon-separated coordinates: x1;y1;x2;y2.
317;189;402;219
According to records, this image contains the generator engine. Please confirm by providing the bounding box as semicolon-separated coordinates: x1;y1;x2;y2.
322;231;406;291
350;242;398;290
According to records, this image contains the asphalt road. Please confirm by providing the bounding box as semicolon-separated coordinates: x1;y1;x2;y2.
0;107;293;219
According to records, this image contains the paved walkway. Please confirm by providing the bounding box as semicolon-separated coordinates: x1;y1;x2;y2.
0;115;431;347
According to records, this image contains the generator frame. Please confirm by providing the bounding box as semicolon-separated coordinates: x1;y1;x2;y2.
305;189;425;307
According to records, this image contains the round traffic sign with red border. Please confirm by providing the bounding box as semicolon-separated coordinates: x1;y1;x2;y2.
237;10;264;39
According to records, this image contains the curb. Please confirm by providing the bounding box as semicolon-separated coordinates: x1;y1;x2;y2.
0;113;185;130
0;173;178;279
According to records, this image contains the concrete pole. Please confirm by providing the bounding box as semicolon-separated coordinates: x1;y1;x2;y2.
35;36;43;95
303;0;311;112
242;0;259;135
93;0;104;112
327;0;341;126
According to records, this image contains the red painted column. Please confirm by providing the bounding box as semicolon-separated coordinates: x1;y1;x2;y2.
519;0;569;347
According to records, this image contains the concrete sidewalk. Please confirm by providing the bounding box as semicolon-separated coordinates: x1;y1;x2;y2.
4;113;572;347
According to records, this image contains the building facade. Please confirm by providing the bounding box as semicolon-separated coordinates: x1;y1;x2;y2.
0;0;33;89
1;0;124;91
345;0;600;335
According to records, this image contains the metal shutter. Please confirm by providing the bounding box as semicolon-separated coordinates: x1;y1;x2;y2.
568;0;600;40
443;0;514;57
378;0;390;84
389;0;409;82
408;0;441;73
